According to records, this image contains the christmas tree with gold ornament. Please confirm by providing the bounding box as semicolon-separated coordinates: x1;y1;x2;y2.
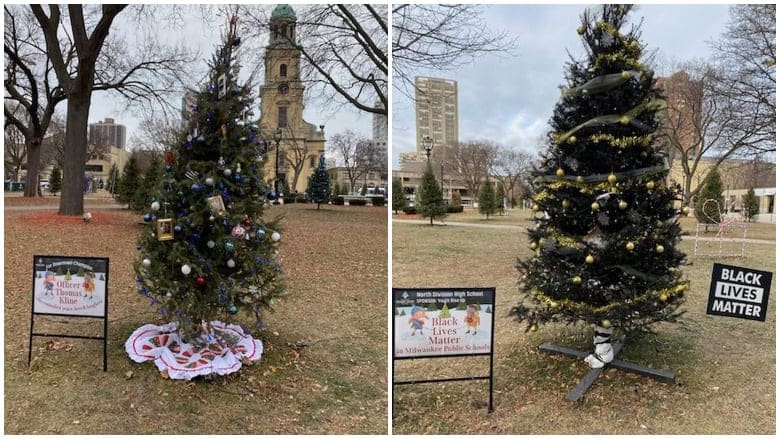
512;5;689;345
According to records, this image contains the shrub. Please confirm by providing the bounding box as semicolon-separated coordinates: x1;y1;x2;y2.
446;205;464;213
349;198;367;206
333;196;345;205
295;194;308;203
402;206;417;214
283;195;297;204
371;196;385;207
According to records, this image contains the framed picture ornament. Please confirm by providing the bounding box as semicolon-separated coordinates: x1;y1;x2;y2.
157;218;174;241
207;195;226;213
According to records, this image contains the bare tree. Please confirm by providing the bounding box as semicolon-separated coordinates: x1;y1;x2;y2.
493;145;534;206
4;120;26;182
328;129;371;194
4;5;67;197
708;4;775;155
244;4;387;115
392;4;517;97
658;64;771;206
279;125;318;193
128;114;183;152
24;5;194;215
448;140;499;199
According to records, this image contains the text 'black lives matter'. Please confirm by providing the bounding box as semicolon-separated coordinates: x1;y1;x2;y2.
706;263;772;321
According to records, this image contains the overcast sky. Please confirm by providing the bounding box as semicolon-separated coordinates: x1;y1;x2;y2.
391;3;733;168
88;4;374;149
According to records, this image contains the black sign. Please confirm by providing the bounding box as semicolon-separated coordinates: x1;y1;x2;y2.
706;263;772;321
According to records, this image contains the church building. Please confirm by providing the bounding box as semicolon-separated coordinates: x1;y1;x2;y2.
259;4;326;194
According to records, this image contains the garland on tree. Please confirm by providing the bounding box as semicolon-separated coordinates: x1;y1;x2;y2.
512;5;689;335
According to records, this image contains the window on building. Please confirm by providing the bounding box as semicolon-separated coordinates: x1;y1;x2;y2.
280;64;287;77
310;156;316;168
278;106;288;128
85;164;104;173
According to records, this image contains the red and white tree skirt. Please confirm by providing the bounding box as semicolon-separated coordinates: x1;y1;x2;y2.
125;320;263;380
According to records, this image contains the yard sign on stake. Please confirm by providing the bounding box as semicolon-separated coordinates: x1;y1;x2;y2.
392;287;495;413
28;255;109;371
706;263;772;321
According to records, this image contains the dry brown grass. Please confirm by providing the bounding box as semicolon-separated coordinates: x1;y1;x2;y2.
392;221;775;434
4;201;387;434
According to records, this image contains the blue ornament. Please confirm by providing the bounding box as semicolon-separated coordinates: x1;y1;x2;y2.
256;229;266;240
267;191;277;201
174;225;182;233
191;183;201;191
217;294;228;305
225;241;235;251
217;183;225;190
192;232;200;240
136;244;142;250
234;174;242;182
143;213;152;222
228;305;238;315
165;165;173;172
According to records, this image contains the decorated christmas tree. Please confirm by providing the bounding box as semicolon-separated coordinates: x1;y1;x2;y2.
133;17;283;344
512;5;689;361
306;155;331;209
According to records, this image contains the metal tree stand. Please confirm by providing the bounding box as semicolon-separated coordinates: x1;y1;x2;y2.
539;336;676;402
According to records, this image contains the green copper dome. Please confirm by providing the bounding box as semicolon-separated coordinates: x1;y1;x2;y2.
271;4;296;21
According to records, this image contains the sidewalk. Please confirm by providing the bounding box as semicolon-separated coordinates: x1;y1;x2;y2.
392;218;776;245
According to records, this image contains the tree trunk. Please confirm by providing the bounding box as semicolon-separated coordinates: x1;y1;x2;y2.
59;95;90;216
23;138;43;197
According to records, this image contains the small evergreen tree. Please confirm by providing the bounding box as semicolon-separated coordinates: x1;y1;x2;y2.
282;179;292;197
399;309;406;316
361;182;368;196
116;154;142;207
77;267;85;277
743;187;759;222
439;303;452;318
495;181;506;215
478;180;496;219
132;153;164;212
65;269;72;281
107;163;119;196
695;168;724;230
391;178;406;214
417;161;447;225
306;155;331;210
486;306;493;314
332;181;341;202
456;302;468;310
49;164;62;195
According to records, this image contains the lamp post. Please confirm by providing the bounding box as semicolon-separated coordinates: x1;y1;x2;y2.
422;136;433;161
273;127;282;204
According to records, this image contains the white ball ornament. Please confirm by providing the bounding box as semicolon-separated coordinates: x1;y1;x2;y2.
205;177;215;186
142;258;152;267
224;168;232;177
227;259;236;268
271;231;281;242
150;201;160;211
181;264;192;275
207;240;215;248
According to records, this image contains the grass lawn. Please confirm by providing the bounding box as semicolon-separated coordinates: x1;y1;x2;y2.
4;201;387;434
392;221;775;434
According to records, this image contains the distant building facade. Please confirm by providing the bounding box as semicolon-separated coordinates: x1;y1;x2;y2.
415;76;458;158
258;5;326;194
88;117;126;150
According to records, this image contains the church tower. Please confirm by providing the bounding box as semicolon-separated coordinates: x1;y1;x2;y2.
259;4;326;195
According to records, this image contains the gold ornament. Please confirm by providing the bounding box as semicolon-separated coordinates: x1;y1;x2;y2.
530;242;538;250
591;202;600;211
626;242;635;251
577;26;586;35
576;176;584;183
556;168;565;178
620;116;630;125
532;204;540;212
585;255;595;264
550;301;560;309
601;319;612;329
655;244;665;254
209;215;216;222
572;276;582;285
618;200;628;210
659;293;668;302
646;181;655;190
621;70;631;80
562;199;571;209
530;324;538;332
218;210;225;217
682;206;690;215
607;173;617;185
567;136;577;145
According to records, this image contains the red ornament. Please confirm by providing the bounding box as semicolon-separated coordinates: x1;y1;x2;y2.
195;277;206;287
243;219;252;227
165;150;174;165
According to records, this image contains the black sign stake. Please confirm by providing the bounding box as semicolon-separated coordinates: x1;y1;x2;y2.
28;255;109;372
392;287;496;414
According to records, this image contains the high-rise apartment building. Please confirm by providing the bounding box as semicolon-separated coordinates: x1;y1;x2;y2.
88;117;127;149
414;76;458;157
